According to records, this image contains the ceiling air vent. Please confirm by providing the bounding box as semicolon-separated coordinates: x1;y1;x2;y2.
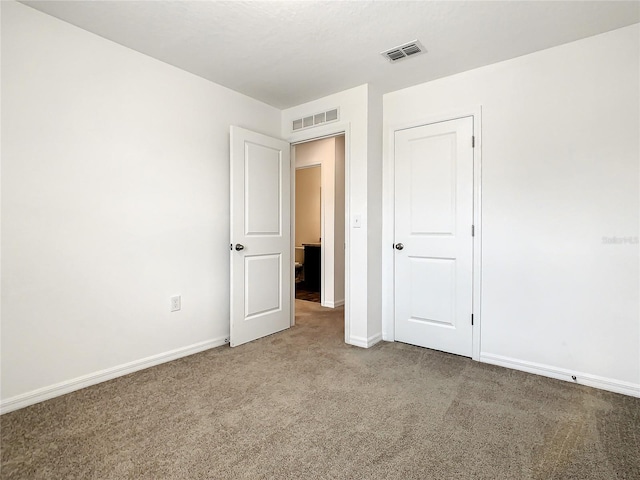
381;40;426;63
292;107;339;131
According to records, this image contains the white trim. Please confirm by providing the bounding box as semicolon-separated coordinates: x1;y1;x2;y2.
0;337;227;414
470;108;483;361
349;333;383;348
290;143;297;327
323;299;345;308
481;353;640;398
381;117;395;342
287;122;351;345
288;122;349;145
382;107;483;360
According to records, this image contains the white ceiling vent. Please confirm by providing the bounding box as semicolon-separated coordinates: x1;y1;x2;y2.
292;108;339;132
381;40;426;63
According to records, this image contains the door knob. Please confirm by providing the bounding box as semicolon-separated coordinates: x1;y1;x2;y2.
394;243;404;250
235;244;245;251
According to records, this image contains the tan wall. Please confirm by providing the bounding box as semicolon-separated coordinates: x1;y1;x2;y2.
295;166;321;255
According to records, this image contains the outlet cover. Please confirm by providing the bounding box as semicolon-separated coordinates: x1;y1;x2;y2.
170;295;181;312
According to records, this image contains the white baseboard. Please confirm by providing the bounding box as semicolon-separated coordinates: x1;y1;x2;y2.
480;353;640;398
349;332;383;348
323;299;345;308
0;337;227;414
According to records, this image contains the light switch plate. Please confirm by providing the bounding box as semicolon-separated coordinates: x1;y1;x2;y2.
353;214;362;228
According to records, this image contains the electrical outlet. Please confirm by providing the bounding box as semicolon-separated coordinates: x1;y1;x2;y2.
170;295;181;312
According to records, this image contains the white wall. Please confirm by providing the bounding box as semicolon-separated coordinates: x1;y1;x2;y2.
366;86;383;341
1;2;281;410
383;24;640;395
282;85;382;346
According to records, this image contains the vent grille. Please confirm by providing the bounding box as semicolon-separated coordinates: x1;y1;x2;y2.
381;40;426;63
292;107;339;132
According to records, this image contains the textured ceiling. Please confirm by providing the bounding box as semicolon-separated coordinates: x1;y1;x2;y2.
21;1;640;109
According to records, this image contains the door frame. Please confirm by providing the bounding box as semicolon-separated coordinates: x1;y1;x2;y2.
382;108;482;360
293;164;323;305
287;123;351;344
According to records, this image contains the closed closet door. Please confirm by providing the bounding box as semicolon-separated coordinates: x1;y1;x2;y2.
394;117;474;357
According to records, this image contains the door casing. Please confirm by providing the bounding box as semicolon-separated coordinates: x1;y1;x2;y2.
382;108;483;360
288;124;351;344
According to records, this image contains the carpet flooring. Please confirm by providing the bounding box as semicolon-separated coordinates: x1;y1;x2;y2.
1;300;639;479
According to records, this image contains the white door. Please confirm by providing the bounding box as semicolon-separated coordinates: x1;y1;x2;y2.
394;117;474;357
230;126;291;347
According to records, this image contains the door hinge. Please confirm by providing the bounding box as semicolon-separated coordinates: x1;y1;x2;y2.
230;243;233;251
472;136;475;148
471;225;475;237
471;313;474;326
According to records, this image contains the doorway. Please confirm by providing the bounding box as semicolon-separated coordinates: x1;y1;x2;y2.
295;164;321;302
230;127;350;347
293;135;346;313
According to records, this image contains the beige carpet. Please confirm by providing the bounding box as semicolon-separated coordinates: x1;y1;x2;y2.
2;300;639;479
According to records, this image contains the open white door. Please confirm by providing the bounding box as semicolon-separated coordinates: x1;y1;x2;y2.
230;126;291;347
394;116;474;357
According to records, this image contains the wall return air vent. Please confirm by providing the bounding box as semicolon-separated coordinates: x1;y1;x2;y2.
381;39;426;63
292;108;339;132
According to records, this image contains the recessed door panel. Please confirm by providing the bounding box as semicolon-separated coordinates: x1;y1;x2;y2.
409;257;455;327
245;254;281;319
409;134;456;235
245;142;281;236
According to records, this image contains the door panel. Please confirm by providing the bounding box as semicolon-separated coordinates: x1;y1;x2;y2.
409;257;455;327
394;117;474;357
245;142;282;236
231;126;291;347
409;134;456;235
245;254;281;319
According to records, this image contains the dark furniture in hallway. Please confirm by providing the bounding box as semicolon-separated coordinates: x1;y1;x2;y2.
303;243;321;293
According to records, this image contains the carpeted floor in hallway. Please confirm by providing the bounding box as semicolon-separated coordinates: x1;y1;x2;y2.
1;300;639;479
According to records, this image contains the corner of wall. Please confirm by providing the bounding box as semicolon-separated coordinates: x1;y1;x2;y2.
366;85;384;340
